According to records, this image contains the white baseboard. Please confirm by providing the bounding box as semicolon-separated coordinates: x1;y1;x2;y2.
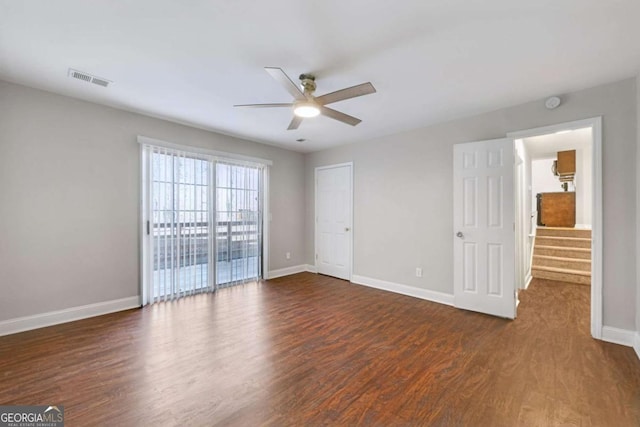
351;275;454;307
0;296;140;337
306;264;318;273
524;274;533;290
267;264;316;279
601;326;636;347
634;332;640;361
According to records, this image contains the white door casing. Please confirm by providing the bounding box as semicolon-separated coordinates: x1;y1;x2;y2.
507;117;602;339
453;138;516;319
315;163;353;280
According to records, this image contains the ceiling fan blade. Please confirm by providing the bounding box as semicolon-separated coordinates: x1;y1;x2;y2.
287;115;303;130
234;103;293;108
319;106;362;126
315;82;376;105
265;67;306;101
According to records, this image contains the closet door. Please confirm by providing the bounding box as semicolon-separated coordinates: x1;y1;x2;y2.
315;163;353;281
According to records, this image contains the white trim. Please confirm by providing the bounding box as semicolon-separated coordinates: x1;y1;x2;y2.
137;135;273;166
140;145;154;305
262;167;270;281
267;264;316;279
636;74;640;365
267;265;308;279
314;162;354;281
0;297;140;337
507;117;603;340
506;117;600;139
315;161;354;170
586;116;603;343
524;274;533;290
515;150;526;291
574;224;591;229
351;275;454;307
601;326;635;347
524;233;535;290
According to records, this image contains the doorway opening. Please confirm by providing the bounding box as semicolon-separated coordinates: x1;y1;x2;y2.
509;117;602;339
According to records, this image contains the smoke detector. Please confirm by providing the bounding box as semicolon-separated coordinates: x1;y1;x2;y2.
545;96;561;110
68;68;112;88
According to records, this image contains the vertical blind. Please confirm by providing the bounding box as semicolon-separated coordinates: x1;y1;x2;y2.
215;161;263;288
141;143;266;305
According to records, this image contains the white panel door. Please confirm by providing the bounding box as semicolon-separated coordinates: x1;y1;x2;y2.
453;138;516;319
316;164;352;280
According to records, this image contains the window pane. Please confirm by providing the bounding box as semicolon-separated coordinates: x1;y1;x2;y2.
217;163;230;188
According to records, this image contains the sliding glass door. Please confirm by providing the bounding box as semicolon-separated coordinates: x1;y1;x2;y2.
141;144;266;304
215;162;263;287
147;148;213;302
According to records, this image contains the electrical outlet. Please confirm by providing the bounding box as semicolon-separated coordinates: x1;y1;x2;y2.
415;267;423;278
286;252;291;260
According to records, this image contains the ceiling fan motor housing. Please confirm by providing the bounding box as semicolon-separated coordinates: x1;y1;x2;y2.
299;73;317;95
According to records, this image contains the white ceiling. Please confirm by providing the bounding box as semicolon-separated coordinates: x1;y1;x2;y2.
1;1;639;153
524;127;592;160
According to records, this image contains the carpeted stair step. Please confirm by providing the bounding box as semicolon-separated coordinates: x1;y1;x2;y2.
536;227;591;238
534;245;591;259
531;266;591;285
532;255;591;271
535;236;591;249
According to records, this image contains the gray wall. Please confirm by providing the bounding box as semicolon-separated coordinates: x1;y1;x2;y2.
305;78;637;331
0;80;305;322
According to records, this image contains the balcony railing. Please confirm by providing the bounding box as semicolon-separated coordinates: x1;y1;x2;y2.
152;220;260;270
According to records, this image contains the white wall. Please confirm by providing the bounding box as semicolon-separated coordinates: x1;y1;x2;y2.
305;78;637;331
532;159;562;194
0;80;306;322
531;157;563;210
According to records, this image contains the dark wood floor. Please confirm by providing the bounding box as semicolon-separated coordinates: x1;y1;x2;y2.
1;274;639;426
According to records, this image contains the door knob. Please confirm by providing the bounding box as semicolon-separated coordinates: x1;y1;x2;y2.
456;231;464;238
345;227;351;232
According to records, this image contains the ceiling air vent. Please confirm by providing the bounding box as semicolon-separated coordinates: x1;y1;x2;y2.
90;77;110;87
68;68;112;88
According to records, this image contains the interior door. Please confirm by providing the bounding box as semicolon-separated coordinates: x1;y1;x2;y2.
453;138;516;319
315;163;352;280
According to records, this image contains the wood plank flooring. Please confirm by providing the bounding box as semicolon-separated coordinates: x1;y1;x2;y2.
1;273;639;426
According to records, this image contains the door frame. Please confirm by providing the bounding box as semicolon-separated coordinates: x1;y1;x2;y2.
262;166;270;281
314;162;354;280
514;152;525;292
507;117;603;339
138;136;272;301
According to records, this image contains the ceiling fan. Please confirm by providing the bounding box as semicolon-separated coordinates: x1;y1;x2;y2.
234;67;376;130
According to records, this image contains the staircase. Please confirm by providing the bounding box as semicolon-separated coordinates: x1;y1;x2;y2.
531;227;591;285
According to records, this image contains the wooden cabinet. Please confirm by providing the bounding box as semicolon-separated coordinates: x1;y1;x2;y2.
539;192;575;227
557;150;576;176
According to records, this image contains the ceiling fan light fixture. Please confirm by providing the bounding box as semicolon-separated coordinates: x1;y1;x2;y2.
235;67;375;129
293;102;320;118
